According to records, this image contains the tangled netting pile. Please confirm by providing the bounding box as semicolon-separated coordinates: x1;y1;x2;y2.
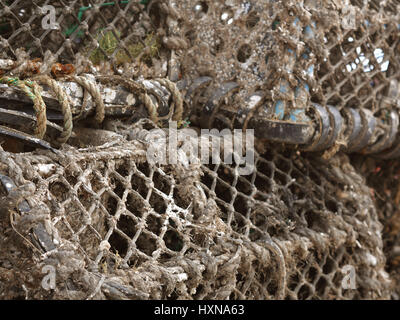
0;0;400;299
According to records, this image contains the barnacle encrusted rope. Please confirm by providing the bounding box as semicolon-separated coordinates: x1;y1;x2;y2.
66;75;105;124
33;75;73;144
0;77;47;139
155;78;183;121
96;75;159;124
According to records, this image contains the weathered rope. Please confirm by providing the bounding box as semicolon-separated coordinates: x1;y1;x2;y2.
155;78;183;121
0;73;181;146
75;88;91;121
0;77;47;139
66;75;105;124
33;75;73;144
96;75;159;124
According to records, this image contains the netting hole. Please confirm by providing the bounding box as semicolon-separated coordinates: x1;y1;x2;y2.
126;193;145;218
137;162;151;177
90;175;104;193
106;195;119;216
267;281;278;296
194;284;205;299
146;214;163;236
233;195;249;215
153;171;171;194
136;232;157;257
214;180;233;203
78;228;101;258
254;175;272;193
65;174;78;187
345;96;360;109
316;276;328;296
231;213;247;234
332;271;343;287
323;256;336;274
117;214;137;238
49;181;69;201
109;231;129;256
235;176;253;195
110;176;125;199
77;187;95;211
340;80;355;96
200;170;215;189
346;246;354;256
257;160;274;178
288;272;300;291
115;161;130;177
329;44;343;65
306;266;319;283
304;211;328;233
274;170;288;185
237;44;252;63
149;192;167;214
297;284;312;299
217;165;235;185
325;199;338;213
164;230;184;252
131;174;149;198
148;2;162;28
172;187;190;209
275;157;292;173
251;212;267;228
267;225;278;237
289;184;306;200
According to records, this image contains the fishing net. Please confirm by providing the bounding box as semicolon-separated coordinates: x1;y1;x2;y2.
0;0;399;299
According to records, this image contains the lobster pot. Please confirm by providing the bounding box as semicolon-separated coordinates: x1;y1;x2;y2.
0;127;390;299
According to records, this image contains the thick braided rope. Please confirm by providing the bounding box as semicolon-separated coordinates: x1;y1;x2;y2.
28;81;48;140
74;88;91;121
33;75;73;144
66;75;105;124
96;75;158;124
155;78;183;121
0;77;47;139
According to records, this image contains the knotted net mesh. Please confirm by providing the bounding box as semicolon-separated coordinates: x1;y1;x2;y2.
0;0;399;299
0;127;391;299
